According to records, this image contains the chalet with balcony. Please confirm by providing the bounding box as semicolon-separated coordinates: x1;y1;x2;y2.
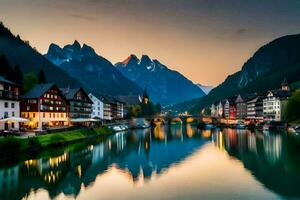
224;96;237;119
235;94;247;120
21;83;68;130
60;88;92;121
246;96;264;122
0;76;20;130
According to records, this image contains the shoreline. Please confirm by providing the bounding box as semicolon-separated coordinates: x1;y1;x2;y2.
0;126;113;160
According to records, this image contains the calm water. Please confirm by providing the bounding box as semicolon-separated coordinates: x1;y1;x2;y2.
1;125;300;200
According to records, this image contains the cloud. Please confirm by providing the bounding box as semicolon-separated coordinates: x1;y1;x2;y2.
236;28;247;36
69;13;97;21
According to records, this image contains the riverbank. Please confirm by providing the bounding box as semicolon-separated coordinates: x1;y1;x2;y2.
0;126;113;157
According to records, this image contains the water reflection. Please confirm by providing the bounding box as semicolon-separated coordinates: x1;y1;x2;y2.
213;129;300;199
0;125;206;200
1;126;300;200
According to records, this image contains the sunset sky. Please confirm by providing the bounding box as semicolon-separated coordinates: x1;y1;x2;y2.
1;0;300;86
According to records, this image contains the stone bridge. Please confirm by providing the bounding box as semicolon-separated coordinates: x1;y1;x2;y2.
147;115;214;126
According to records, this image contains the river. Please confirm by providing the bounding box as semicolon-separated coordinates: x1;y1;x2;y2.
1;124;300;200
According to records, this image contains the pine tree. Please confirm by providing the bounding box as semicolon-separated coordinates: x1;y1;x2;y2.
13;64;24;91
0;55;14;80
38;69;47;83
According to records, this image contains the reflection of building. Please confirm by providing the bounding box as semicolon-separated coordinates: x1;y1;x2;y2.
21;83;68;130
263;135;282;165
0;166;19;198
0;76;20;130
215;131;225;151
247;132;257;153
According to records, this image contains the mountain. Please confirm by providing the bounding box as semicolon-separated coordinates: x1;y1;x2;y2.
115;55;205;105
0;22;81;88
171;33;300;113
45;41;142;96
196;84;214;95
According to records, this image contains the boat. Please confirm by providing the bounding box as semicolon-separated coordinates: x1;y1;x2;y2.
110;125;128;132
236;123;246;129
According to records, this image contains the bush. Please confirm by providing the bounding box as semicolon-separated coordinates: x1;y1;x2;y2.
0;137;22;156
49;135;66;144
28;137;41;149
284;90;300;122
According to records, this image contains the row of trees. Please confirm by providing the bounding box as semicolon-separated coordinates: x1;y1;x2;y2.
127;90;161;118
284;90;300;122
0;55;47;93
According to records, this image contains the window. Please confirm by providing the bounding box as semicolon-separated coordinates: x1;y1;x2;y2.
4;102;8;108
33;113;36;118
11;123;14;129
12;112;15;117
11;103;15;108
4;112;8;118
43;113;45;118
49;113;51;118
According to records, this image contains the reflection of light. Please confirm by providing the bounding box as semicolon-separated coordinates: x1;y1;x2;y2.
216;131;225;151
202;130;212;138
263;135;282;165
153;126;166;140
186;124;194;138
77;165;82;177
49;153;67;167
24;159;38;169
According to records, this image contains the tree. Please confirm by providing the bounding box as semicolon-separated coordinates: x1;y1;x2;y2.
13;64;23;86
155;103;162;113
38;69;47;83
284;90;300;122
24;73;38;93
0;55;14;80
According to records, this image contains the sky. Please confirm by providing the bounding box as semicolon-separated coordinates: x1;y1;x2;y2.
1;0;300;86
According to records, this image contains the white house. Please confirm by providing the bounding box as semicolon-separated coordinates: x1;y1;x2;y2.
0;76;20;130
263;79;291;121
89;93;104;119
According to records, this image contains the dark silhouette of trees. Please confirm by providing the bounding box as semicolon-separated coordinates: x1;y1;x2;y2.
38;69;47;83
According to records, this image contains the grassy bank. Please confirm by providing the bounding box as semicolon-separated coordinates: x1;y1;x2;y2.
0;126;113;157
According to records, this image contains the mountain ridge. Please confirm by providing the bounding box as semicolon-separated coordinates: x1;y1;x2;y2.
115;54;205;105
0;22;82;88
171;33;300;113
45;41;143;96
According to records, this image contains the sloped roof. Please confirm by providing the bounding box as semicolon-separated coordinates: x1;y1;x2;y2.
116;96;141;105
60;87;92;103
60;88;80;100
23;83;55;99
0;75;17;85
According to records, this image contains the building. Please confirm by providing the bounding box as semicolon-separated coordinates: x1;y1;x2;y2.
263;79;291;121
88;94;125;122
0;76;20;130
60;88;92;120
21;83;68;130
210;102;218;118
224;96;237;119
89;93;104;120
217;100;226;118
235;94;247;120
104;96;124;120
116;95;142;117
246;96;264;122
